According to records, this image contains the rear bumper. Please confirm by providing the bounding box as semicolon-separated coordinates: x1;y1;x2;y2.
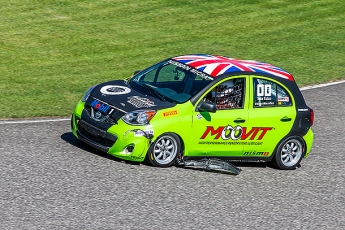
303;128;314;158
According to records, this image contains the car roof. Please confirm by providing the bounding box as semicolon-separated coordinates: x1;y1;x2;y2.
172;54;294;81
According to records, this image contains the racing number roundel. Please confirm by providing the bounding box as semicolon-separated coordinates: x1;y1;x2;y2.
100;85;131;95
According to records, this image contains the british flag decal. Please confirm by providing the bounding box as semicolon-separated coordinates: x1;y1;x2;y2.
173;54;294;81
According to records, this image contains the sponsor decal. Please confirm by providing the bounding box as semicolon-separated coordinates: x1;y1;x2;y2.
278;97;289;102
256;97;272;101
190;68;213;80
298;108;309;112
254;101;275;106
198;141;263;145
196;114;203;120
100;85;131;95
134;129;154;137
168;60;192;71
200;125;273;141
90;99;110;113
130;156;145;160
243;151;269;156
127;96;155;108
163;110;178;117
168;59;212;80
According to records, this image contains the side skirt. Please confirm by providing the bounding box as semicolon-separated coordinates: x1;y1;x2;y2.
182;155;274;162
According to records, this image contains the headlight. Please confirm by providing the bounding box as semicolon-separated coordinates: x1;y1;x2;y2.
81;85;97;102
122;110;156;125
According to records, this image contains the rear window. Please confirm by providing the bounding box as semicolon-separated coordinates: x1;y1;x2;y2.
253;78;292;107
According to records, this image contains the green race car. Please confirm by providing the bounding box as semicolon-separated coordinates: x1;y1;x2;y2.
71;54;314;171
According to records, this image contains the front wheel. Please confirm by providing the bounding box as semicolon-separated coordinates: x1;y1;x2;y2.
273;136;305;170
146;133;181;167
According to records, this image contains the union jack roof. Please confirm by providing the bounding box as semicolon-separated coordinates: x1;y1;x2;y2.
172;54;294;81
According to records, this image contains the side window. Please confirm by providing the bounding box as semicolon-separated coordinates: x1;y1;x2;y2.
277;84;292;106
204;78;245;109
253;78;292;107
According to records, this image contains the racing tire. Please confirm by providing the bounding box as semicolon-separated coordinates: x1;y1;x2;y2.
146;133;181;167
273;136;305;170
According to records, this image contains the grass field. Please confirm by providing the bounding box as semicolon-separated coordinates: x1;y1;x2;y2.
1;0;344;118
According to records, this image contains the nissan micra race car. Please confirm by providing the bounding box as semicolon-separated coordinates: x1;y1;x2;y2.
71;54;314;172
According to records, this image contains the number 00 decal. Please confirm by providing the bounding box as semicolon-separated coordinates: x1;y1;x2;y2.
257;84;272;96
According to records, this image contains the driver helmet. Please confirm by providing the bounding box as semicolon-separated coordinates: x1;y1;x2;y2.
212;80;242;108
212;80;235;98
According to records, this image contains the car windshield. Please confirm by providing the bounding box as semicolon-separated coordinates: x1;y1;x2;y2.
128;59;213;103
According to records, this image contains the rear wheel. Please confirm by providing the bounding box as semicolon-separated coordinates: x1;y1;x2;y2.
273;136;305;170
147;133;180;167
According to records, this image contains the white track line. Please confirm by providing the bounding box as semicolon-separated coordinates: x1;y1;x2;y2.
0;118;70;125
0;79;344;125
300;79;345;91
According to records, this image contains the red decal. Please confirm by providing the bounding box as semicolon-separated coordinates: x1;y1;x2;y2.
200;126;224;139
257;127;273;140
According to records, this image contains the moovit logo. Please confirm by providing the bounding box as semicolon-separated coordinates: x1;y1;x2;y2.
200;125;272;140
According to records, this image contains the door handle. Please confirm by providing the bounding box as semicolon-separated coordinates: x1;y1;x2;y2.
234;118;246;123
280;116;292;122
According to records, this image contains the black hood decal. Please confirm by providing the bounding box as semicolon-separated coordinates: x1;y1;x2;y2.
89;80;176;112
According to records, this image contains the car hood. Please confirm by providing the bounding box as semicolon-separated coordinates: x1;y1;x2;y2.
88;80;176;113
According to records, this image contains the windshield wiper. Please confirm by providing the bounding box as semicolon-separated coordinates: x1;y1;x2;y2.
142;84;166;101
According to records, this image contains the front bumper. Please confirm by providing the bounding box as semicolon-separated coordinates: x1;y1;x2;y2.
77;119;118;152
71;102;151;162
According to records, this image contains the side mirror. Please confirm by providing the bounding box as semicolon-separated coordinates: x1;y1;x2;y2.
199;101;217;113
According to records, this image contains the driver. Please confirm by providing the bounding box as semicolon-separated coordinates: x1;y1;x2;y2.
211;80;243;109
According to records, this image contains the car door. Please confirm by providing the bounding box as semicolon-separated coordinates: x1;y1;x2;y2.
187;76;249;157
243;76;297;157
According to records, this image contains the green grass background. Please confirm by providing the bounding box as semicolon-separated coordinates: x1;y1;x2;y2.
1;0;344;118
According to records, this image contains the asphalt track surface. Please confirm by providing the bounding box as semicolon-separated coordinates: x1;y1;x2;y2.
1;82;345;229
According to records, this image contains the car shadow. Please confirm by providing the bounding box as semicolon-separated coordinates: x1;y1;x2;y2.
60;132;289;172
231;161;273;169
60;132;141;166
227;161;300;170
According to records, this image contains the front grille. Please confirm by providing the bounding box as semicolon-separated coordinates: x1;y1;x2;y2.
77;120;117;150
85;106;117;125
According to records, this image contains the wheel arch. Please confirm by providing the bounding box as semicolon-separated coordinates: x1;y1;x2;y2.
145;131;184;167
272;134;306;169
